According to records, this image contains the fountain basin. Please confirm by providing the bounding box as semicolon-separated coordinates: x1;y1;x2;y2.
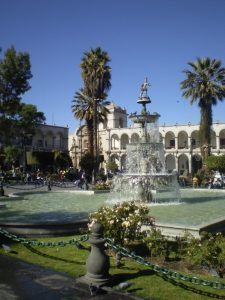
0;189;225;237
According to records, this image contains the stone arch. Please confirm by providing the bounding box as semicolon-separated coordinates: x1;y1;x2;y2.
111;134;119;150
178;154;189;175
120;133;129;150
165;131;175;149
178;131;188;149
165;154;176;173
131;133;140;144
191;130;200;149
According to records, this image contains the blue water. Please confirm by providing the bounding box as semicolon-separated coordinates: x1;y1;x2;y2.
0;189;225;227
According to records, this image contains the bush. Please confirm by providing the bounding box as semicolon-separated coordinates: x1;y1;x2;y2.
144;227;168;258
184;232;225;278
89;201;154;245
94;181;111;190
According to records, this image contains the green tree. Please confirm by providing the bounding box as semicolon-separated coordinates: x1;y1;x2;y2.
0;47;32;143
205;155;225;173
181;58;225;160
106;160;118;174
16;103;46;140
2;145;21;169
72;89;109;156
54;151;72;170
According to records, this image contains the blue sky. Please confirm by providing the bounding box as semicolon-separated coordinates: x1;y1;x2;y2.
1;0;225;133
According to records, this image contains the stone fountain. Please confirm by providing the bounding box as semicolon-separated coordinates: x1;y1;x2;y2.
110;78;180;203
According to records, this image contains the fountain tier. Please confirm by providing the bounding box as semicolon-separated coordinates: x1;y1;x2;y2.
110;78;180;203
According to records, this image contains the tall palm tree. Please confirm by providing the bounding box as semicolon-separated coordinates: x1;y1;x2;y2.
72;89;110;156
81;47;111;100
180;57;225;160
80;47;111;178
81;48;111;151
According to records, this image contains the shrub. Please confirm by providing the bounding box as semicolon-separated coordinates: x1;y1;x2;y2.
95;181;111;190
89;201;154;246
144;227;168;258
185;231;225;278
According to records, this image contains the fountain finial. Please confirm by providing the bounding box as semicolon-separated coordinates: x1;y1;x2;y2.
137;77;151;108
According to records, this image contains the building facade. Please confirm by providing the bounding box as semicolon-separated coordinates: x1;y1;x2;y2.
69;102;225;175
31;124;69;152
0;123;69;170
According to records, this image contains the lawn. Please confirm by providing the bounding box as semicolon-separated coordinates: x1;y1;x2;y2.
1;235;225;300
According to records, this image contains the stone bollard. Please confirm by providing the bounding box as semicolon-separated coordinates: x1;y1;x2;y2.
84;222;110;286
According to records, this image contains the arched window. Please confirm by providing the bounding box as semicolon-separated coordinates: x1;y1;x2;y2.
121;134;129;149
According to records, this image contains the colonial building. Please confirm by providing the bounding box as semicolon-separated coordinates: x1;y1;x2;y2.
69;102;225;176
0;123;69;170
31;124;69;152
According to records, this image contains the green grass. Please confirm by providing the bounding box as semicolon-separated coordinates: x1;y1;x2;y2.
1;236;225;300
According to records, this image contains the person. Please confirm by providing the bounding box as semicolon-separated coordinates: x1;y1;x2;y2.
206;178;213;189
192;176;199;188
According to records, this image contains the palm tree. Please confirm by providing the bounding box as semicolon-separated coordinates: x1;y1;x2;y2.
180;57;225;160
72;89;110;156
80;47;111;99
81;47;111;161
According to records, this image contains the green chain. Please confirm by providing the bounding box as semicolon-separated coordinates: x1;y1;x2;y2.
0;227;89;247
1;228;224;290
105;237;225;290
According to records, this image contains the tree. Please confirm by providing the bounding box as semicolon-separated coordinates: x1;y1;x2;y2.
16;103;46;139
2;145;21;169
0;47;32;143
80;47;111;179
181;57;225;160
72;89;109;156
205;155;225;173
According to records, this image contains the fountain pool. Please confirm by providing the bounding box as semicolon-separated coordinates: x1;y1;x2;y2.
1;189;225;237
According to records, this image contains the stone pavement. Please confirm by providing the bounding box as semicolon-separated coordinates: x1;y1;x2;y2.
0;255;146;300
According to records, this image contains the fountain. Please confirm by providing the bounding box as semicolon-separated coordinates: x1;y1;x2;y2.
110;78;180;203
1;79;225;238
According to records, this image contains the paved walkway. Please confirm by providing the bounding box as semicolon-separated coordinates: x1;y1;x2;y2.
0;255;146;300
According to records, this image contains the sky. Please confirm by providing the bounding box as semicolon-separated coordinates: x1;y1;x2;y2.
1;0;225;134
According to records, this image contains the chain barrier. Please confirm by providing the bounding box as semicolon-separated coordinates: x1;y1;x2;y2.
51;182;78;189
1;226;224;290
5;184;45;191
0;228;225;289
105;237;225;290
0;227;89;248
3;182;78;191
